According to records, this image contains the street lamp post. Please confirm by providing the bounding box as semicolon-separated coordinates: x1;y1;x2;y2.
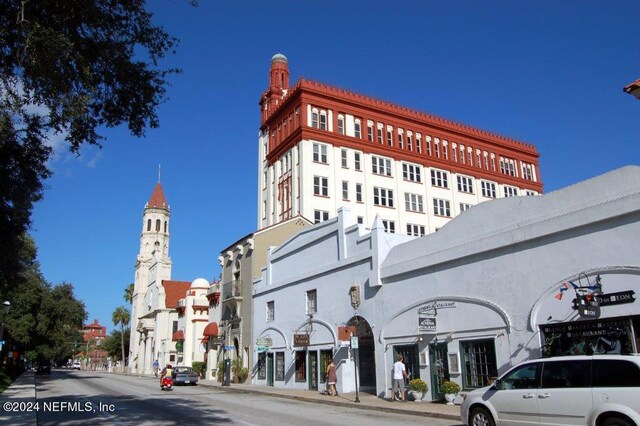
0;301;11;368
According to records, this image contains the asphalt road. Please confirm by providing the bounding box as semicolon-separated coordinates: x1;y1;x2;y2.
19;369;462;425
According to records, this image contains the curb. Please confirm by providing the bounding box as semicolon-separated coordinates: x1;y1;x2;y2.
197;382;460;421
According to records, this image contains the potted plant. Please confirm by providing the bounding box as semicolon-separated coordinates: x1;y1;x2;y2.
408;378;428;401
440;380;461;405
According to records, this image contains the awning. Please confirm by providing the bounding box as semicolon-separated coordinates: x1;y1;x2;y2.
172;330;184;341
202;322;219;337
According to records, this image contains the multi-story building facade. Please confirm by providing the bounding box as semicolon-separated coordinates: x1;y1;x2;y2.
258;54;543;234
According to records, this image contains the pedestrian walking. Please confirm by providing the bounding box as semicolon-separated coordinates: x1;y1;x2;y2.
392;354;408;402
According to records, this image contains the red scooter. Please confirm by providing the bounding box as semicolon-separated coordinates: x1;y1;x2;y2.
160;375;173;391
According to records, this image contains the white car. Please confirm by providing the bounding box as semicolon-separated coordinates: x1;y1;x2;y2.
72;362;81;370
460;354;640;426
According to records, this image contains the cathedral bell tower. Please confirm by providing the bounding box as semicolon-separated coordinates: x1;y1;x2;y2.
129;179;172;373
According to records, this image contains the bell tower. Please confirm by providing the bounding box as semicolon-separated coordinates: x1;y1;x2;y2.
129;177;173;373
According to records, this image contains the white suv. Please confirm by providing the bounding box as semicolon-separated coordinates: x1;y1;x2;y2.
460;354;640;426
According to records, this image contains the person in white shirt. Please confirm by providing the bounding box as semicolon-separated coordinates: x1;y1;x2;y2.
392;354;408;401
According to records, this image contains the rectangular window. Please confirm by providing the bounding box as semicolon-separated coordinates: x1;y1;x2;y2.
433;198;451;217
373;187;394;208
416;137;422;154
367;124;373;141
407;134;412;151
452;148;458;163
266;301;274;322
404;193;424;212
354;152;362;171
426;138;432;156
355;183;363;202
377;127;383;144
402;163;422;183
406;223;426;237
457;175;474;193
387;129;393;146
354;121;361;139
491;156;496;172
311;111;319;128
382;219;396;233
430;169;449;188
313;176;328;197
484;154;489;170
314;210;329;224
504;185;519;197
312;143;327;164
342;181;349;200
319;113;327;130
337;116;344;135
460;203;471;213
461;339;497;389
522;163;534;181
275;352;285;381
341;149;348;168
398;133;404;149
372;156;392;176
295;351;306;382
481;180;497;198
357;216;364;224
434;142;440;158
468;149;473;166
306;289;317;314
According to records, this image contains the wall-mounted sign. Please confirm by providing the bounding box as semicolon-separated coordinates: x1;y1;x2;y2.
419;316;437;332
256;337;272;347
338;326;356;341
294;334;310;347
418;301;456;315
350;336;359;349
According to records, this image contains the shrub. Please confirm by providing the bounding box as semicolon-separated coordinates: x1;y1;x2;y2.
440;380;461;394
192;361;206;377
409;378;428;394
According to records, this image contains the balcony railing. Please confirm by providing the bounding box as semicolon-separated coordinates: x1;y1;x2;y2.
222;280;243;301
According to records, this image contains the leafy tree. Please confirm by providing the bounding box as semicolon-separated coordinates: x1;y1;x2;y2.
102;328;130;361
112;306;130;369
124;283;134;304
0;0;183;286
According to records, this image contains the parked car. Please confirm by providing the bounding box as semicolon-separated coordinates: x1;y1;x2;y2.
172;366;198;385
71;361;81;370
36;362;51;375
461;354;640;426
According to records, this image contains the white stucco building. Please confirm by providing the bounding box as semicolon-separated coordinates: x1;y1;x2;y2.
252;166;640;400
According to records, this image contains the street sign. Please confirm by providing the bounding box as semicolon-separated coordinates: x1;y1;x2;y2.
223;345;235;351
257;346;269;352
350;336;359;349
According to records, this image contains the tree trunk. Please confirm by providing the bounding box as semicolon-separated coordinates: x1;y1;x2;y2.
120;324;125;373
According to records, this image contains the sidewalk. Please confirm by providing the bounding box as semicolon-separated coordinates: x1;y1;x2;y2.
196;378;461;421
0;371;37;426
0;371;461;423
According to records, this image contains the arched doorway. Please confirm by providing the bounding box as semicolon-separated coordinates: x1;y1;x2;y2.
347;316;376;389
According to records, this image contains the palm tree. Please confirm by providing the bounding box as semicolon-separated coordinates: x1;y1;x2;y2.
123;283;134;304
112;306;130;372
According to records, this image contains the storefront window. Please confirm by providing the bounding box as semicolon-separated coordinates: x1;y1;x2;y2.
320;350;332;383
295;351;306;382
257;353;266;380
461;339;497;389
275;352;285;381
541;318;635;357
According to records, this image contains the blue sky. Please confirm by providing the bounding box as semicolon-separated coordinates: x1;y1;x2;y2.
30;1;639;332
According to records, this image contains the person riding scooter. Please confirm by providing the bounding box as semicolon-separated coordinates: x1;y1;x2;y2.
160;364;174;390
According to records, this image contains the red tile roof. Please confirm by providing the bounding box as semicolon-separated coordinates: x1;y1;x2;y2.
147;182;168;209
162;280;191;308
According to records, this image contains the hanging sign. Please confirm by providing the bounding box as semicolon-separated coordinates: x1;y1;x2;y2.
294;334;310;347
419;316;437;332
596;291;636;306
350;336;359;349
256;337;272;347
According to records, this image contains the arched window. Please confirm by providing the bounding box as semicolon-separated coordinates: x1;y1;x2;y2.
147;219;151;231
164;221;168;233
155;219;161;232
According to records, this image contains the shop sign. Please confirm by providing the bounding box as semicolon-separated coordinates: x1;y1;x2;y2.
573;293;600;319
350;336;359;349
293;334;310;347
256;337;272;347
418;316;437;332
417;301;456;315
256;346;270;352
595;290;636;306
209;336;224;345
